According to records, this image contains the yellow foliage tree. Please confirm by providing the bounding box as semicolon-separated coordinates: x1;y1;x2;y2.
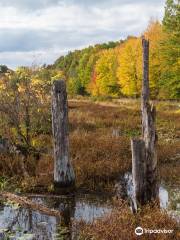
144;20;164;98
117;37;142;97
90;49;119;97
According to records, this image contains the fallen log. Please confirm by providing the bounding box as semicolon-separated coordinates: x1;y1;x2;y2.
0;192;62;217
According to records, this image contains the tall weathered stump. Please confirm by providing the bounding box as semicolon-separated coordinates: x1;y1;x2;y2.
51;80;75;191
131;38;158;210
141;38;158;202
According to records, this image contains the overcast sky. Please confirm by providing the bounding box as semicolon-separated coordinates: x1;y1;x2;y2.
0;0;166;69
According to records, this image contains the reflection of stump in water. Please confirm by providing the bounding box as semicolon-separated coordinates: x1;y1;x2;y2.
53;197;76;240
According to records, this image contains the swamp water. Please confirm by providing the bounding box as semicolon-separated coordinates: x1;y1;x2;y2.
0;194;112;240
123;173;180;221
0;175;179;239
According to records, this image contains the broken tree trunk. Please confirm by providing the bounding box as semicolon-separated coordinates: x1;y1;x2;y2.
131;139;146;207
131;38;158;209
141;38;158;202
51;80;75;190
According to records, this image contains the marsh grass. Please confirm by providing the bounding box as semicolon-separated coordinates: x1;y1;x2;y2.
68;100;180;191
78;200;179;240
0;99;179;192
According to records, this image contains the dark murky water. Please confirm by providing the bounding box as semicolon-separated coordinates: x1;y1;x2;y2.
0;194;112;239
0;176;179;239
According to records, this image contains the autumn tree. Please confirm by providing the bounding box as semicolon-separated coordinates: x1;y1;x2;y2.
117;37;142;97
0;67;36;155
90;49;119;96
144;21;164;98
54;41;120;96
0;66;62;155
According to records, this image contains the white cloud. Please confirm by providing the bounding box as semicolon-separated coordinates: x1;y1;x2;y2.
0;0;166;68
0;49;68;69
0;3;164;31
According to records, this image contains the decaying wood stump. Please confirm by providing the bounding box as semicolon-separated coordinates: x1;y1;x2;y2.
141;38;158;202
51;80;75;190
131;38;158;209
131;139;146;206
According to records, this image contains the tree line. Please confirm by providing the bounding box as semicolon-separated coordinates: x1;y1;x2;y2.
54;0;180;99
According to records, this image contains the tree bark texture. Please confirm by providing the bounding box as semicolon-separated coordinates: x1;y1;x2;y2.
131;139;147;206
51;80;75;188
131;38;158;208
141;38;158;202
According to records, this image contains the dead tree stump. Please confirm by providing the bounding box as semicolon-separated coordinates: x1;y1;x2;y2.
141;38;158;202
131;38;158;209
51;80;75;191
131;139;146;206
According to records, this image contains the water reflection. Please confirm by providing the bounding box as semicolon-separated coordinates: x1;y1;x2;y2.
159;185;180;222
159;185;169;209
0;194;111;239
122;172;180;216
0;205;59;239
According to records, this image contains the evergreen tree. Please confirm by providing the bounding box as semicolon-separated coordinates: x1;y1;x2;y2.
160;0;180;98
